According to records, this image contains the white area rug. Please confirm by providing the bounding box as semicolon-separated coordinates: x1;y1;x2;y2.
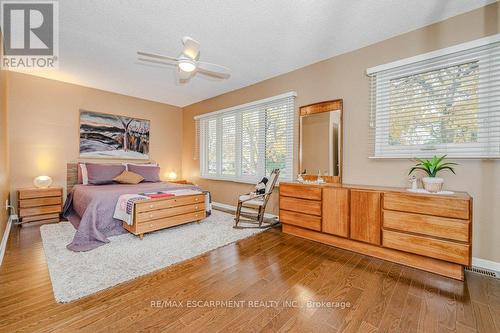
40;210;266;303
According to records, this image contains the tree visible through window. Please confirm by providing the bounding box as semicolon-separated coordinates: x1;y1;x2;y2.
388;62;479;147
370;37;500;158
207;119;217;174
241;110;260;176
265;105;291;175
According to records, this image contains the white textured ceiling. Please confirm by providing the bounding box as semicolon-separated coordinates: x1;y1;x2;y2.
17;0;495;107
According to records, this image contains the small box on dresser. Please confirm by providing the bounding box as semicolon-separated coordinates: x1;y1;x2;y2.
17;187;63;224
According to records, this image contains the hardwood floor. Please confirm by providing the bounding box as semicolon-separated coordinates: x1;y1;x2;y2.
0;223;499;332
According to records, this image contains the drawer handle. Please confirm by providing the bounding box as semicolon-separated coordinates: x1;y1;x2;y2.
149;204;154;208
194;206;199;210
149;214;153;218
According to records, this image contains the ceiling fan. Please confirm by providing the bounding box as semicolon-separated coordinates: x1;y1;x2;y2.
137;36;231;84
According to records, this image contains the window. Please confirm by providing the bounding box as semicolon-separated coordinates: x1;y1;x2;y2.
196;92;296;182
368;35;500;158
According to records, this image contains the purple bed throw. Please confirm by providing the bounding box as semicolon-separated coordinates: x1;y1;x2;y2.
63;182;204;252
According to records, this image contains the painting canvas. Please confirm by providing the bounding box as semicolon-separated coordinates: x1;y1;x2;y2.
79;110;150;159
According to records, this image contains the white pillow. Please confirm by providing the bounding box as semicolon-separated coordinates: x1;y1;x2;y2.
124;162;158;171
79;163;89;185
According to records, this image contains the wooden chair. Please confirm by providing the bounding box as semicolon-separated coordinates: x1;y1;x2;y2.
234;169;280;229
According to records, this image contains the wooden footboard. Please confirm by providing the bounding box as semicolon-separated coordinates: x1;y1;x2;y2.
122;193;206;239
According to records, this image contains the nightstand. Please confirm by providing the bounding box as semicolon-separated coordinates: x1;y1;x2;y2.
17;187;63;224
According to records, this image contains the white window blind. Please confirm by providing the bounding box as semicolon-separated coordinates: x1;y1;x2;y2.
368;34;500;158
196;92;296;183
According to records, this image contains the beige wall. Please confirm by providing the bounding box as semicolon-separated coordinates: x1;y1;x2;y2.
183;3;500;262
0;38;10;242
8;72;183;204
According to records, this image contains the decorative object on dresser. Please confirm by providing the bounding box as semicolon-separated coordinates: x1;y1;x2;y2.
33;175;53;188
299;100;343;183
409;155;457;193
17;187;63;225
279;182;472;280
122;192;206;239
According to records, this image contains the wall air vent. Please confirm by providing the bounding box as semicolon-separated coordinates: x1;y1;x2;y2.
465;266;499;279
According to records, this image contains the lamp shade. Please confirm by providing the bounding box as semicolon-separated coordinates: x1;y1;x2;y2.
168;171;177;180
33;176;53;188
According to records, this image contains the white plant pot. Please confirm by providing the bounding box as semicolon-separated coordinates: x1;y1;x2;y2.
422;177;444;193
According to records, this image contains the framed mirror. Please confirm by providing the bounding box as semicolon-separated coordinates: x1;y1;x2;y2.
299;99;343;183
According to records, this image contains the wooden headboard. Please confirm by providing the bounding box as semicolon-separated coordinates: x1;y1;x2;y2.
67;163;79;193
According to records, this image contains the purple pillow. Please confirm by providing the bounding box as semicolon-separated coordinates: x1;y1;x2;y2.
127;164;160;182
86;163;126;185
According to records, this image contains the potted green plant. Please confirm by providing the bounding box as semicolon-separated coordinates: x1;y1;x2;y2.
408;155;457;193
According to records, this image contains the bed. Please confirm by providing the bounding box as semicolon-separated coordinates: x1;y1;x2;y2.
63;163;210;251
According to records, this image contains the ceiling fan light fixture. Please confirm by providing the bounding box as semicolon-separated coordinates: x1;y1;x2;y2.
178;60;196;72
138;36;230;84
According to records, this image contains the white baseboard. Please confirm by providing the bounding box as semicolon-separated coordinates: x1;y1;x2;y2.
472;257;500;273
0;215;13;266
212;201;278;219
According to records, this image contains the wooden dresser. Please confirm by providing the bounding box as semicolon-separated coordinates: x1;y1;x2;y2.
279;182;472;280
17;187;63;224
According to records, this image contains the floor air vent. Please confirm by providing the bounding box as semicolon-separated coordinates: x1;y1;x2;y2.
465;266;499;278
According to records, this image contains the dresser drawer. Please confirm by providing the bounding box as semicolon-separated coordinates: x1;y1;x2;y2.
21;213;60;223
383;193;469;220
135;194;204;213
383;210;470;242
280;196;321;216
280;184;321;200
280;210;321;231
383;230;470;265
19;205;62;218
19;196;62;208
137;211;205;234
136;203;205;223
18;188;62;199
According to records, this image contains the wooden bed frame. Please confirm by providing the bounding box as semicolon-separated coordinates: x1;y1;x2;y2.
67;163;206;239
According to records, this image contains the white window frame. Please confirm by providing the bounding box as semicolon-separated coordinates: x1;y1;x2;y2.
368;34;500;159
196;92;296;183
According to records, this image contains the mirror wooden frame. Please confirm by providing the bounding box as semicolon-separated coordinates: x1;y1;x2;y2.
299;99;343;183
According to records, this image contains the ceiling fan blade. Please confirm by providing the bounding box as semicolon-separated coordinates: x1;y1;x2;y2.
198;68;230;80
137;51;178;63
137;57;176;67
182;37;200;60
197;61;231;79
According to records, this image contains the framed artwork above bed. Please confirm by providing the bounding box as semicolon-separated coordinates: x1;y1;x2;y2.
79;110;150;160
